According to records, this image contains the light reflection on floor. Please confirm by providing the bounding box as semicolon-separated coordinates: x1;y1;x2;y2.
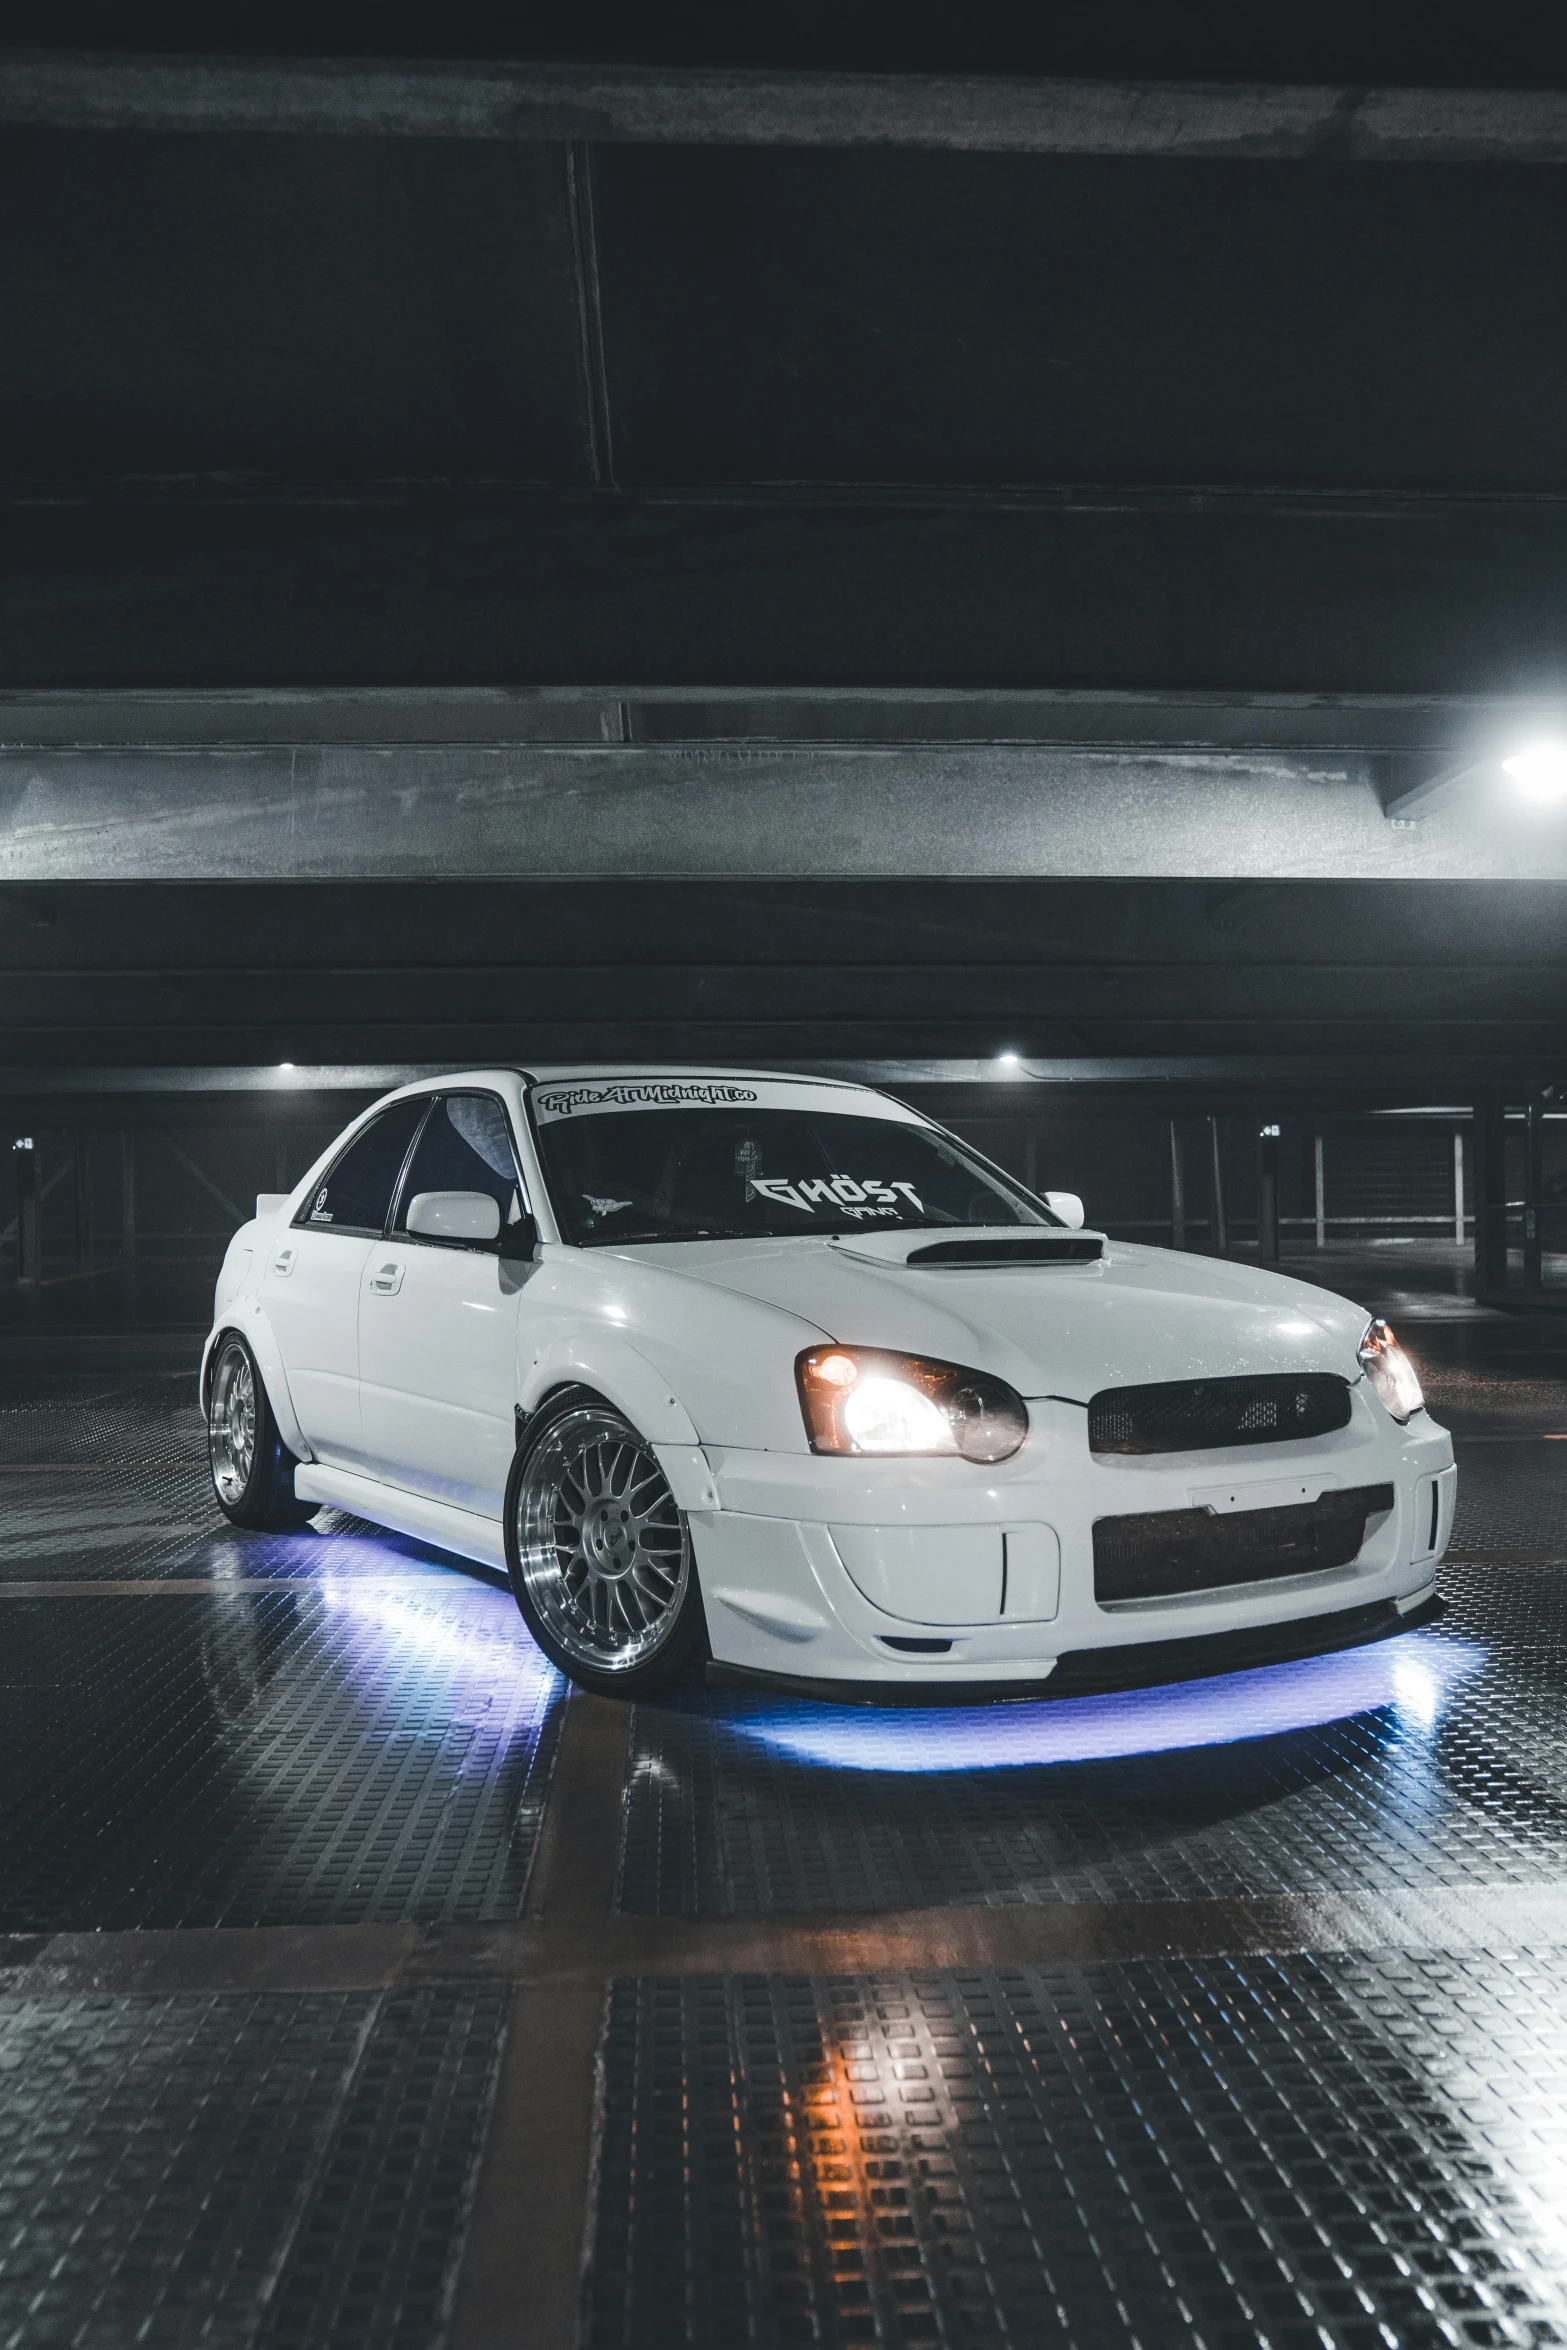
731;1631;1484;1774
317;1573;558;1695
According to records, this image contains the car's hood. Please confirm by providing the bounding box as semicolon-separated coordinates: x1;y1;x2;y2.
616;1231;1369;1397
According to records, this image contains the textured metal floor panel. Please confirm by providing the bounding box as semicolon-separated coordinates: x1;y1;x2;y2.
622;1566;1567;1916
589;1955;1567;2350
0;1371;474;1586
0;1585;563;1932
0;1982;508;2350
1449;1444;1567;1556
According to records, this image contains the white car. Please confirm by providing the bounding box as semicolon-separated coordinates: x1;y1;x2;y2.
201;1067;1455;1701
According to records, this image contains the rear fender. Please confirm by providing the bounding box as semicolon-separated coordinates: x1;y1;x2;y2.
201;1298;313;1462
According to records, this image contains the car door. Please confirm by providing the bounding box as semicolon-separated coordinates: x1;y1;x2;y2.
356;1092;534;1516
258;1094;430;1469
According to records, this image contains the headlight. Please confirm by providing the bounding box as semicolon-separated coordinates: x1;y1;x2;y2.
1357;1317;1424;1423
796;1346;1029;1460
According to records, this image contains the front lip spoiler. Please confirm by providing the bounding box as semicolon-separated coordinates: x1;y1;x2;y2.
704;1589;1445;1709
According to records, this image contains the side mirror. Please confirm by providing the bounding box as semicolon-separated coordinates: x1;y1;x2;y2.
406;1190;501;1242
1044;1190;1085;1231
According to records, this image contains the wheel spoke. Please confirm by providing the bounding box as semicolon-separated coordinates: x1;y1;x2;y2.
514;1405;689;1675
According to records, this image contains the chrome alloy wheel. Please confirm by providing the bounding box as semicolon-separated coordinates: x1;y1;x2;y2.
209;1341;257;1507
515;1405;690;1674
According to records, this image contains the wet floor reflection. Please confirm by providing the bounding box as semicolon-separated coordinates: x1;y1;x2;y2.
730;1630;1485;1773
0;1575;561;1932
623;1576;1567;1913
592;1956;1567;2349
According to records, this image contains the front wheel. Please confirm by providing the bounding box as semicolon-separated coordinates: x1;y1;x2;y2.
207;1332;315;1531
505;1391;707;1697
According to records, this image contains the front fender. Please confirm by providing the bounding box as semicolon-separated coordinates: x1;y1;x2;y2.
201;1298;313;1462
520;1332;702;1448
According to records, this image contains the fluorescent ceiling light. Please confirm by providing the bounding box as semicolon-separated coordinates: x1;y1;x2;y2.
1502;739;1567;802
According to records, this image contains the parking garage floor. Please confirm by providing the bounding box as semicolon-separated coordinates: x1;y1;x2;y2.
6;1252;1567;2349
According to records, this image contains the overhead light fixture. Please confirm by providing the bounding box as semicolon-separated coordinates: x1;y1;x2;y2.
1502;740;1567;803
278;1062;296;1073
997;1050;1022;1071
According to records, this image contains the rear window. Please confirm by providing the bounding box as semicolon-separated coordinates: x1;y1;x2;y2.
297;1097;429;1235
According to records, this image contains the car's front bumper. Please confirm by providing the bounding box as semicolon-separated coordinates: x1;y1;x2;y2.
677;1395;1456;1698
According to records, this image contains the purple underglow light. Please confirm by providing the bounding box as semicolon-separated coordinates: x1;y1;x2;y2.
319;1576;558;1693
733;1634;1483;1774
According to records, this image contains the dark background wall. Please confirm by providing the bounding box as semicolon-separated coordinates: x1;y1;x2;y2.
4;18;1567;1325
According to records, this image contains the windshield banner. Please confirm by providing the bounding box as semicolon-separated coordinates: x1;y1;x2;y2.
530;1077;925;1127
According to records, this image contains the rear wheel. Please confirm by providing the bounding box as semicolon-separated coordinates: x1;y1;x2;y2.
207;1332;315;1530
505;1391;707;1696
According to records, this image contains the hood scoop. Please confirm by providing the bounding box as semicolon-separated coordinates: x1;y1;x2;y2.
825;1224;1106;1271
904;1234;1105;1268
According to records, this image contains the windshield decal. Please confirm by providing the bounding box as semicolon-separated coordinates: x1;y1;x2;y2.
749;1175;924;1220
535;1081;759;1121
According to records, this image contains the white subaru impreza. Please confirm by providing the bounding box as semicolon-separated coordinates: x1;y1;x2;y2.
201;1068;1454;1701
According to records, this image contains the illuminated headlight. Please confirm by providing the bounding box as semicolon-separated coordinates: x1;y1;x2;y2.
796;1346;1029;1460
1357;1317;1424;1423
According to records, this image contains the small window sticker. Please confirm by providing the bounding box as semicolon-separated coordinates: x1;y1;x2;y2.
309;1186;333;1223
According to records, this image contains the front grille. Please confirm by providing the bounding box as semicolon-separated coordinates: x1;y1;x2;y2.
1088;1372;1352;1456
1093;1481;1395;1604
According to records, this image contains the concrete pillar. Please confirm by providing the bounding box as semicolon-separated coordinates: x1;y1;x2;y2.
73;1131;89;1274
1314;1128;1326;1248
1525;1096;1545;1292
120;1129;136;1262
13;1136;40;1285
1474;1092;1508;1295
1168;1119;1185;1249
1257;1123;1281;1263
1208;1116;1228;1255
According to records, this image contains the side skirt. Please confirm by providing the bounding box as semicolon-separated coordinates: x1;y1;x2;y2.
293;1461;509;1576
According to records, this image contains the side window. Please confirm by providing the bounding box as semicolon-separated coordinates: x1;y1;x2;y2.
297;1097;430;1235
392;1095;527;1237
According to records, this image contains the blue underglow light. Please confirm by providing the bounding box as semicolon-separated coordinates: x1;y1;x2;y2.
320;1577;556;1686
732;1633;1483;1774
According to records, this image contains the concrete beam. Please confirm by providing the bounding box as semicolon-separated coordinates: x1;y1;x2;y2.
8;489;1567;699
4;741;1567;881
0;1058;1553;1104
0;686;1559;756
6;54;1567;161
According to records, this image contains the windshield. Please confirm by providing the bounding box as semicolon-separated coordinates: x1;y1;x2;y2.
529;1081;1055;1247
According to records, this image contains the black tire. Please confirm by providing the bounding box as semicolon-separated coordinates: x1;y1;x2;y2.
504;1387;708;1698
206;1331;316;1531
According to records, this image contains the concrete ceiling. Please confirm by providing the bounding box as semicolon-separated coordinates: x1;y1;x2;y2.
2;24;1566;1088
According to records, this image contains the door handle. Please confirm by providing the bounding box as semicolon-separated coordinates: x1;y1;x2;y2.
272;1244;297;1277
369;1258;405;1295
